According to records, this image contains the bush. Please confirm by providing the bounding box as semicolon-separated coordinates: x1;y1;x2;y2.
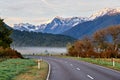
0;47;23;58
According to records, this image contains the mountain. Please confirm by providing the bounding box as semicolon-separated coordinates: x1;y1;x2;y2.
43;16;88;34
12;8;120;39
13;23;46;32
13;16;88;34
63;8;120;39
90;8;120;20
10;30;76;47
3;22;76;47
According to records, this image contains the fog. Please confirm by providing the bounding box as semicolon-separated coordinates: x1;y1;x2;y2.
13;47;67;55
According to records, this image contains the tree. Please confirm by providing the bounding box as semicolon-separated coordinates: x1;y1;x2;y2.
106;25;120;51
67;25;120;58
67;45;77;56
93;29;108;52
0;18;12;48
73;37;94;57
74;40;84;57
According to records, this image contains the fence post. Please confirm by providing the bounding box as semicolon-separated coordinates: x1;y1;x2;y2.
38;59;41;69
112;58;115;67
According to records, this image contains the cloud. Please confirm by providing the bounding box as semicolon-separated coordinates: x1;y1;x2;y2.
3;17;51;27
1;0;120;26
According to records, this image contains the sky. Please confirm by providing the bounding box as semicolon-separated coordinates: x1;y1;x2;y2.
0;0;120;27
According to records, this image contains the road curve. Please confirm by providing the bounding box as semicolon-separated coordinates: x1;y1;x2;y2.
26;56;120;80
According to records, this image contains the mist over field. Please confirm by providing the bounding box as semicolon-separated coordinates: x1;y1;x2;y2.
13;47;67;54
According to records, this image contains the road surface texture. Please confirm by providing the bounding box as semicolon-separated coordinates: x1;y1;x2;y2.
26;56;120;80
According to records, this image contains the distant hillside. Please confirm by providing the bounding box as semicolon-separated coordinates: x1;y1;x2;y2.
10;30;76;47
63;14;120;39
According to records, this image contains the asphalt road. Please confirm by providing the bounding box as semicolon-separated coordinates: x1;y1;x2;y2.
26;56;120;80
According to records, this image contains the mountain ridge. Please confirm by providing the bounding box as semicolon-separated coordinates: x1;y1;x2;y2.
90;8;120;20
13;16;89;34
13;8;120;34
12;8;120;39
63;14;120;39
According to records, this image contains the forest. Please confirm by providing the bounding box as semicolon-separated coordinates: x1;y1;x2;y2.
67;25;120;58
10;30;76;47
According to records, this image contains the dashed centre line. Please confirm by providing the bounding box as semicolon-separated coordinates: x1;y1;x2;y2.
76;68;81;71
87;75;94;79
70;64;73;66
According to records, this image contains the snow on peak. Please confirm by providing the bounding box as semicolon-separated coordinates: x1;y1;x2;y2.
90;8;120;20
13;16;89;34
13;23;46;32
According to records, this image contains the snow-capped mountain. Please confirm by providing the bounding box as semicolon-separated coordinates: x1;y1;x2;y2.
43;16;88;34
90;8;120;20
13;8;120;34
63;8;120;39
13;23;46;32
13;16;88;34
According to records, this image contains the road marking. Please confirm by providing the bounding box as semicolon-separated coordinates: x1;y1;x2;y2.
76;68;81;71
87;75;94;79
70;64;73;66
45;60;51;80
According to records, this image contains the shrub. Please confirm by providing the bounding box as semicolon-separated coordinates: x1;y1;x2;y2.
0;47;23;58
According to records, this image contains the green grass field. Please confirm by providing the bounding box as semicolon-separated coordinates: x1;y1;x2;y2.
0;59;48;80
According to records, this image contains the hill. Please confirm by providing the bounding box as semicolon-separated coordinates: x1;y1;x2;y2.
10;30;76;47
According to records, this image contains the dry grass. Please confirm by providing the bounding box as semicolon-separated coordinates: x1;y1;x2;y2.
12;61;48;80
100;58;120;63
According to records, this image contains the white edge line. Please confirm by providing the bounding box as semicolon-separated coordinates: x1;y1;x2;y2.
94;63;120;74
44;60;51;80
79;60;120;74
87;75;94;79
76;68;81;70
36;59;51;80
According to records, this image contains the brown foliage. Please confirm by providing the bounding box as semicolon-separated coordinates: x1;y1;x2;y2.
67;25;120;58
0;47;23;58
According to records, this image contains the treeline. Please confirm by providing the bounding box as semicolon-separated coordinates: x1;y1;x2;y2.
67;25;120;58
0;18;23;58
10;30;76;47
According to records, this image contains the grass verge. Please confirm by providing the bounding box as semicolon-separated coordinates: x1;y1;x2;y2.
12;60;48;80
0;59;36;80
60;56;120;71
0;59;48;80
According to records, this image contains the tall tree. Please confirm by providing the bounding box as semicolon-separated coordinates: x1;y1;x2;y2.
106;25;120;51
0;18;12;48
93;29;108;52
